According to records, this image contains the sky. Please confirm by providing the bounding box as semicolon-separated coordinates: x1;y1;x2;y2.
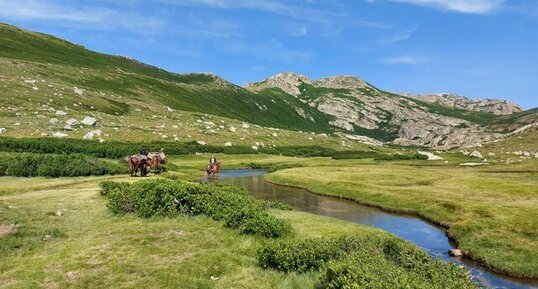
0;0;537;109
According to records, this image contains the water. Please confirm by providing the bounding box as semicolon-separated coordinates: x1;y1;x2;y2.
214;169;538;289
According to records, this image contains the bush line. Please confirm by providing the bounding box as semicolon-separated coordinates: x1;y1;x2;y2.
0;153;126;177
100;179;291;238
258;236;478;289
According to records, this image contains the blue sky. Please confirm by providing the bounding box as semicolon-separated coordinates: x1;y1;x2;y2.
0;0;537;108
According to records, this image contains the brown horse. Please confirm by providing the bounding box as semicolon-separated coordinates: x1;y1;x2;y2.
206;162;221;179
126;155;153;177
148;153;164;174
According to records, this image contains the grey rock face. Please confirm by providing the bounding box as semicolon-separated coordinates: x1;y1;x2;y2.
403;93;522;115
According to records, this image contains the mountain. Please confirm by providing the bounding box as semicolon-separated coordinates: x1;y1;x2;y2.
0;22;536;150
401;93;522;115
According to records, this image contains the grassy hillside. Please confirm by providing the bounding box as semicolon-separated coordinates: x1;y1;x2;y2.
0;23;333;135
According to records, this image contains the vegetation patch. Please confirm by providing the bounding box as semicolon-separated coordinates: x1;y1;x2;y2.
100;179;291;238
0;153;126;177
258;236;477;288
374;153;429;161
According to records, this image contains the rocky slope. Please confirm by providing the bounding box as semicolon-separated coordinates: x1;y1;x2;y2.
402;93;522;115
1;23;536;150
247;73;535;149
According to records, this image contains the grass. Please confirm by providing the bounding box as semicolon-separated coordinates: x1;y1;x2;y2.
265;159;538;278
0;171;444;288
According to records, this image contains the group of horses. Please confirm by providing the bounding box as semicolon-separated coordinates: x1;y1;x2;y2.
126;152;165;177
126;151;222;179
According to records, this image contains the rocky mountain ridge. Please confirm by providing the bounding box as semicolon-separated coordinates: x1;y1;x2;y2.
402;93;522;115
246;72;534;149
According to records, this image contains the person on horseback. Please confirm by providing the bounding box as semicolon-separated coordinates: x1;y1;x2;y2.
209;154;217;172
140;147;149;177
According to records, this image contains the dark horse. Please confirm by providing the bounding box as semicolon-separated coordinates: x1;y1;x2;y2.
206;162;221;179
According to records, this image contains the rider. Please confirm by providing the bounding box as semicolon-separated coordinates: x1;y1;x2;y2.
209;154;217;171
140;147;149;176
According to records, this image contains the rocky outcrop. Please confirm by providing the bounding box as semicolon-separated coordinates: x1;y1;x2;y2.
402;93;522;115
246;72;526;150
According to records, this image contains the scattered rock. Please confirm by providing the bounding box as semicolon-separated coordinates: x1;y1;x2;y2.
166;106;174;112
523;151;531;157
73;87;85;96
63;125;73;131
229;126;237;132
459;162;490;167
52;132;68;138
224;142;232;147
43;234;53;241
488;152;496;157
56;210;63;217
242;122;250;129
469;151;483;159
55;110;67;116
342;134;383;146
49;118;59;125
417;151;444;161
66;118;79;125
0;128;6;134
81;116;97;126
448;249;463;257
251;146;259;150
534;152;538;159
196;141;206;146
83;130;102;140
272;132;278;137
0;224;18;237
210;276;219;281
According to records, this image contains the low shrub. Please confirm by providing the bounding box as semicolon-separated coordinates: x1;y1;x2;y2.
0;153;126;177
374;153;428;161
258;236;364;272
258;235;478;288
246;162;303;173
320;243;477;289
0;137;384;159
100;179;290;238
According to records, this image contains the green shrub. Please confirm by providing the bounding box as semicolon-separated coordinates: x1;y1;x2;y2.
0;153;127;177
100;179;290;238
0;137;383;159
374;153;428;161
259;235;478;289
258;236;364;272
320;246;477;289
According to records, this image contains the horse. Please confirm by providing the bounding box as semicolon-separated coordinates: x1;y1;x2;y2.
148;153;164;174
206;162;221;179
126;155;153;177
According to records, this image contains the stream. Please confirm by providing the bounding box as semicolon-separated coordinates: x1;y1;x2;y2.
215;169;538;289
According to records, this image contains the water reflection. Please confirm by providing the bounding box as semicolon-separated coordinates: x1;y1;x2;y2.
215;170;538;289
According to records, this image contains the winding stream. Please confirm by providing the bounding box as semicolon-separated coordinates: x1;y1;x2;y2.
215;169;538;289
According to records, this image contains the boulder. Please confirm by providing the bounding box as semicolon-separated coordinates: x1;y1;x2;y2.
63;125;73;131
534;152;538;159
196;141;206;146
55;110;67;116
448;249;463;257
470;151;483;158
417;151;444;161
83;130;102;140
74;87;84;96
523;151;531;157
52;132;68;138
229;126;237;132
224;142;232;147
81;116;97;126
251;146;259;150
66;118;79;125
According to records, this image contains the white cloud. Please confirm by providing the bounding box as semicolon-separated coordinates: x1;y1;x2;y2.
383;27;417;43
388;0;504;14
381;56;422;64
0;0;165;33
